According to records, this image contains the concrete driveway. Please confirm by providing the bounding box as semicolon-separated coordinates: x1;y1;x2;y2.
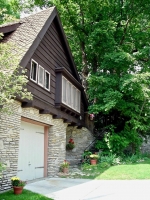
25;178;150;200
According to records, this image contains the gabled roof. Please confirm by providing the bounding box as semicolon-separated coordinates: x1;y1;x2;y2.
0;7;88;108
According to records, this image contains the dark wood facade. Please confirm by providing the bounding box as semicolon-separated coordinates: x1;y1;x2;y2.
0;8;88;127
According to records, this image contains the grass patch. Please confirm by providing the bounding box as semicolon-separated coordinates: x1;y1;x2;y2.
69;157;150;180
96;162;150;180
0;189;53;200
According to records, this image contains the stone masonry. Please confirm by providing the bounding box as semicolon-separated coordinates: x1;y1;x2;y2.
0;100;67;191
66;126;95;165
141;136;150;154
0;100;94;192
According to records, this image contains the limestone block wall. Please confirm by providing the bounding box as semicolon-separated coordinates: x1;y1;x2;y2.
0;100;67;191
141;136;150;154
66;126;95;165
0;101;21;191
48;119;67;176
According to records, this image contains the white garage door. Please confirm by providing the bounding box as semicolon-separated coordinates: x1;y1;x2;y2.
17;121;44;181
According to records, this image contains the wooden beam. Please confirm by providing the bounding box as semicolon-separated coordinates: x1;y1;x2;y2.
64;119;72;123
22;102;33;108
53;115;62;119
39;109;50;114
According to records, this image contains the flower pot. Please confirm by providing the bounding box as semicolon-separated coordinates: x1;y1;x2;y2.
13;186;23;195
90;159;97;165
63;168;69;173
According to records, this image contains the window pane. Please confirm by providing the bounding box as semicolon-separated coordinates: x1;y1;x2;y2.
73;86;76;109
76;90;79;111
78;91;81;112
68;82;71;106
38;66;44;86
45;71;50;90
62;77;67;103
31;60;37;81
77;90;81;112
62;76;80;113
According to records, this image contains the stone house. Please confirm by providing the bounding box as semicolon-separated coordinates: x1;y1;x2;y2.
0;7;94;191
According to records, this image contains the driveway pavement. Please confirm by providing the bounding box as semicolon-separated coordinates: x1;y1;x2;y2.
25;178;150;200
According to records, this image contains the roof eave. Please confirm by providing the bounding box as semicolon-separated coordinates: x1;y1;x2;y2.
0;22;22;34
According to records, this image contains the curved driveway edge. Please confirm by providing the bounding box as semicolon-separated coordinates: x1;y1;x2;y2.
25;178;150;200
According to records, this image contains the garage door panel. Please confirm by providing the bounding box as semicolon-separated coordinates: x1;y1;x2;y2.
17;121;44;181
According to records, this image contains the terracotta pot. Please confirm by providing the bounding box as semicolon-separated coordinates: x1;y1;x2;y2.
13;186;23;195
63;168;69;173
90;159;97;165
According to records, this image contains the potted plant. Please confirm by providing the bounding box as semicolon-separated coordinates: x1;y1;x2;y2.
11;176;26;195
60;160;70;173
66;138;75;150
90;154;99;165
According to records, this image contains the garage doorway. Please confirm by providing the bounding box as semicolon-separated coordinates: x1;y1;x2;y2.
17;119;48;181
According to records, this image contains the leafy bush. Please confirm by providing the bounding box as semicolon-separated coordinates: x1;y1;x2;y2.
95;126;142;157
100;153;121;165
99;162;110;168
122;153;150;164
81;150;92;164
94;140;109;151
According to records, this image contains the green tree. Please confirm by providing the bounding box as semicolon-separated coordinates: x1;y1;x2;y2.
0;34;32;112
0;0;20;24
23;0;150;154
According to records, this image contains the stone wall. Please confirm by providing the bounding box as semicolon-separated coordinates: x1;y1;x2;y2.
0;102;21;191
0;100;94;191
0;100;67;191
66;126;95;165
141;136;150;154
47;119;67;176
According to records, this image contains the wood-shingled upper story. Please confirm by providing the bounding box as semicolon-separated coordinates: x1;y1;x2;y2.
0;7;88;127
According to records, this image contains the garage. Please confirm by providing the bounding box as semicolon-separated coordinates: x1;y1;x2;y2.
17;121;45;181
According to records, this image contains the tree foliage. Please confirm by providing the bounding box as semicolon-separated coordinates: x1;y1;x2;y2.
0;0;20;24
0;34;32;112
14;0;150;154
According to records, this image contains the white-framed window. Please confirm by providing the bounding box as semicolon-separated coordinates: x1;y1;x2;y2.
30;59;50;91
30;59;38;82
45;70;50;91
62;76;81;113
38;65;44;87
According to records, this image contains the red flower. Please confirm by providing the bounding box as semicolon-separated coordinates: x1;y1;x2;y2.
69;138;74;144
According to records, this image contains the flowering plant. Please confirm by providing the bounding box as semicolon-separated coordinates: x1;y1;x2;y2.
11;176;26;187
89;114;95;120
66;138;75;150
60;160;70;169
90;154;99;160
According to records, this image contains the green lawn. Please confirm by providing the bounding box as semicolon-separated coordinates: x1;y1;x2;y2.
96;163;150;179
0;189;53;200
69;158;150;180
